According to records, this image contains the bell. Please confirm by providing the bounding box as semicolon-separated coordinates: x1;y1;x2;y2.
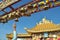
20;13;24;16
27;4;33;9
0;17;2;20
24;14;31;16
33;4;38;8
2;19;8;24
44;6;49;10
46;0;49;3
20;9;26;13
54;2;60;6
14;18;19;22
9;13;12;18
0;18;3;23
20;7;26;13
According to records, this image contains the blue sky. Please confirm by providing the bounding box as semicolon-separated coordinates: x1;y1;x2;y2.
0;0;60;40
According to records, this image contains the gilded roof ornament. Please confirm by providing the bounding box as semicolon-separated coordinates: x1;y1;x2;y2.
42;17;51;24
26;18;60;33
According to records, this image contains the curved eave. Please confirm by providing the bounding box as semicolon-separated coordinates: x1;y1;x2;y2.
6;34;31;39
17;34;32;38
6;34;13;39
26;27;60;33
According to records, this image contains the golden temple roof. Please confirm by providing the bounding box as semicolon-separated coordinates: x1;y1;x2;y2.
6;33;31;38
26;18;60;33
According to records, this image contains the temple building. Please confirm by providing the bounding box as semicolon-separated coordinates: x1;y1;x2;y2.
6;18;60;40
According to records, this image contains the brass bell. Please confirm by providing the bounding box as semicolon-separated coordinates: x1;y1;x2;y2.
24;14;31;16
44;6;49;10
2;19;8;24
27;4;33;9
33;4;38;8
20;8;26;13
14;18;19;22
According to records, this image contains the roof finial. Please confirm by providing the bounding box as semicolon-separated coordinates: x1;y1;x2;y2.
42;16;46;22
42;17;51;23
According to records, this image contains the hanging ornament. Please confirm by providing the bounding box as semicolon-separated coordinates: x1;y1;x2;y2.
44;6;49;10
14;18;18;22
24;13;31;16
20;7;26;13
46;0;49;4
2;19;7;23
27;4;33;9
33;3;38;8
